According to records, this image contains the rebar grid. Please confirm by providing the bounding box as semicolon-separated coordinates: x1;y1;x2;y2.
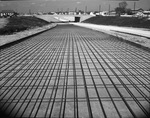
0;24;150;118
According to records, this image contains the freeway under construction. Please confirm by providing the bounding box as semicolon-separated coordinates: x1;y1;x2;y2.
0;24;149;118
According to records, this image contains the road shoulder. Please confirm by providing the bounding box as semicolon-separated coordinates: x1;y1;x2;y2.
72;23;150;50
0;23;57;47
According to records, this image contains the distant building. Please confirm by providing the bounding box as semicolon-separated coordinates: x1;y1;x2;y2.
143;11;150;17
0;10;17;17
132;8;150;18
68;11;75;15
108;11;116;16
89;12;96;16
100;11;109;16
131;8;144;14
95;12;100;16
134;11;150;18
37;12;43;15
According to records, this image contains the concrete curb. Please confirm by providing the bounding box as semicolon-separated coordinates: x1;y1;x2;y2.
0;23;57;49
110;31;150;52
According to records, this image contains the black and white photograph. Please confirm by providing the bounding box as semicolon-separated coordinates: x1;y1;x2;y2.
0;0;150;118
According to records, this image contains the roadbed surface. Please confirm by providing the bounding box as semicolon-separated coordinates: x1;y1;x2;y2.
0;24;149;118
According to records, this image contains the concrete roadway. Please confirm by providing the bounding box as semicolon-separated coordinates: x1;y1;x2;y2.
0;24;150;118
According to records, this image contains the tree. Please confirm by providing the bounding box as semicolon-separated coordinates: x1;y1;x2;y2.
119;1;128;9
115;1;128;16
115;7;125;16
126;8;132;15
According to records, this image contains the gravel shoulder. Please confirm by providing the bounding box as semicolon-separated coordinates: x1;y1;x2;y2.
0;23;57;47
72;23;150;50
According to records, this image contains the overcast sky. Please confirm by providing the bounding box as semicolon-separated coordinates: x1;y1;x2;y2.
0;0;150;13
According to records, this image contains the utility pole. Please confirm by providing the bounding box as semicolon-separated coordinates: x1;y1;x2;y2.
99;5;101;13
134;2;136;14
67;8;69;14
29;9;31;15
15;2;18;13
85;6;87;14
108;4;110;15
75;7;77;12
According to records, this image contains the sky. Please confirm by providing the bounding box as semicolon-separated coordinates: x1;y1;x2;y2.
0;0;150;13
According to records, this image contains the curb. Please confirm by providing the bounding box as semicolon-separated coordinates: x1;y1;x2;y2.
97;29;150;52
112;34;150;52
0;24;57;49
111;30;150;39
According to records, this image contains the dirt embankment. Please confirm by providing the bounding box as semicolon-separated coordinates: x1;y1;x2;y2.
0;16;56;46
83;16;150;29
0;18;8;29
0;16;49;35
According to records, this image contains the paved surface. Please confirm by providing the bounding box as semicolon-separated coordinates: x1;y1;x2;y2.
0;24;150;118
